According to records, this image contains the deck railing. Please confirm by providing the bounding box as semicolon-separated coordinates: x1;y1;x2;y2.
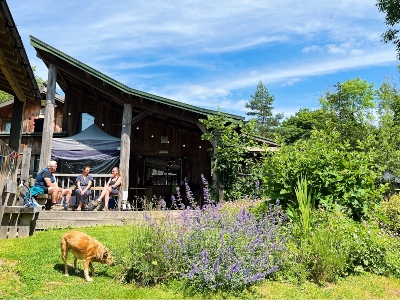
53;173;111;199
0;140;19;182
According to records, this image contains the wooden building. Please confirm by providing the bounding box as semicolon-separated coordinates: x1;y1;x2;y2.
0;85;65;173
26;36;250;203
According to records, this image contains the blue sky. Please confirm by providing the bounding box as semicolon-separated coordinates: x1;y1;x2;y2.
8;0;399;119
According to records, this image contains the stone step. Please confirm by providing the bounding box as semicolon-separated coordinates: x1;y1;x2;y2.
35;210;176;230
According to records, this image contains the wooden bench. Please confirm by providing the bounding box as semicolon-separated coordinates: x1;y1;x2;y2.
30;174;111;210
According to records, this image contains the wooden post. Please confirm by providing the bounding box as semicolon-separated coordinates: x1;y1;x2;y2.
8;97;25;152
61;88;69;133
39;64;57;171
20;147;31;184
119;103;132;209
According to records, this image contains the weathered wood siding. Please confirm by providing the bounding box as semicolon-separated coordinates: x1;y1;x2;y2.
0;99;63;135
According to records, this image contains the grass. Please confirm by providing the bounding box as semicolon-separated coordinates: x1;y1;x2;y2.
1;225;400;299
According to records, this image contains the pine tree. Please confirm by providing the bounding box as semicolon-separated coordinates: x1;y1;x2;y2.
245;80;283;138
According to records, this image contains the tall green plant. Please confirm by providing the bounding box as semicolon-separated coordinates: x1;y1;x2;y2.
287;175;314;236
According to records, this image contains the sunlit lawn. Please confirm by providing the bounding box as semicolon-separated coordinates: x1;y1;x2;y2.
1;225;400;299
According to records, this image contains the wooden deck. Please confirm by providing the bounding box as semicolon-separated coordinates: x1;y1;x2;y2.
35;210;178;230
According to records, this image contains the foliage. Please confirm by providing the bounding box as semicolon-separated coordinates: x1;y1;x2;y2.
376;0;400;60
0;90;11;103
261;129;388;220
375;78;400;175
277;108;327;144
245;80;283;139
378;193;400;233
277;205;400;285
319;78;376;149
121;225;170;285
287;175;315;236
200;110;263;201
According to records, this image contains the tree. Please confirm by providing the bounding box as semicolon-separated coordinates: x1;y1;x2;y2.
277;108;327;144
376;0;400;59
319;77;376;148
375;77;400;174
0;66;44;103
0;90;11;103
200;110;261;201
245;80;283;139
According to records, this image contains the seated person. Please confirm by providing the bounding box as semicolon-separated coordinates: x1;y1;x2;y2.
75;165;93;211
96;167;122;211
35;160;72;210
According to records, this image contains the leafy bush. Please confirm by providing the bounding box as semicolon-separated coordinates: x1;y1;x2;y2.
121;225;171;285
277;205;400;284
261;129;387;220
379;193;400;233
200;111;264;201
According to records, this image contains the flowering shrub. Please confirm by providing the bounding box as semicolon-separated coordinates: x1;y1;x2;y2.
157;200;290;292
122;179;291;293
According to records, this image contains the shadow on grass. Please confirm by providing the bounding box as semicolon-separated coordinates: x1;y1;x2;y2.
53;263;114;280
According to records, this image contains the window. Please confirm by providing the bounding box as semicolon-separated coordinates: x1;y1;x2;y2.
5;122;11;133
144;157;181;187
80;113;95;132
33;119;44;132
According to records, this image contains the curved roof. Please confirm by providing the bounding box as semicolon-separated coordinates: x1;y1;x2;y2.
30;35;243;121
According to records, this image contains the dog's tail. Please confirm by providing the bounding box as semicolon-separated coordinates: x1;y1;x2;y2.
60;235;68;262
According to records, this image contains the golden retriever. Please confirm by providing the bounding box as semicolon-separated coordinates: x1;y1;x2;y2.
61;230;114;282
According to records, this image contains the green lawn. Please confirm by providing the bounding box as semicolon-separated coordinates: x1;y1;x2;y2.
1;225;400;299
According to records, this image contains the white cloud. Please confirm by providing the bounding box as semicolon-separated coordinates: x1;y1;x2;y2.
7;0;398;119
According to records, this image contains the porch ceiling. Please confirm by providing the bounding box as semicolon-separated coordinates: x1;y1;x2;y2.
0;0;40;103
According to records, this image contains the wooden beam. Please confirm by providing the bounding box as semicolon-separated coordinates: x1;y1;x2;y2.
197;122;216;147
20;147;31;183
0;47;26;102
131;110;151;125
0;15;5;34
